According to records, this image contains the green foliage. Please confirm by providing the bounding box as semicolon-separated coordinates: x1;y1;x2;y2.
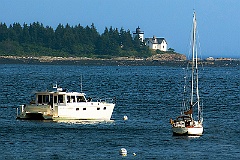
156;49;166;54
168;48;175;53
0;22;159;58
0;40;24;55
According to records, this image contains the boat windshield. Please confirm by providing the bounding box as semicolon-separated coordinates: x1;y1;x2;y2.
37;94;64;104
77;96;86;102
177;116;192;121
37;95;49;104
67;95;86;103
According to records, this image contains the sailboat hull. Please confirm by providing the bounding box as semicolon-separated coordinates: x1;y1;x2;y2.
187;126;203;136
172;127;188;135
172;126;203;136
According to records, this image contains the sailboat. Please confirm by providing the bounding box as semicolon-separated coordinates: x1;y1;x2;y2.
170;11;203;136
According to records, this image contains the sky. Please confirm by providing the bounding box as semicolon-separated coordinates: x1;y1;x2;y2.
1;0;240;58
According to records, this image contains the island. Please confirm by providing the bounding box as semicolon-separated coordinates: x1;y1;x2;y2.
0;22;239;67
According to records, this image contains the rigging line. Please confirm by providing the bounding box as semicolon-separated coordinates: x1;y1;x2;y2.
196;28;204;70
181;68;188;113
187;10;195;61
187;24;193;60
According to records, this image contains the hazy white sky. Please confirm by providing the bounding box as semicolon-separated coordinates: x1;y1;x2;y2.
1;0;240;58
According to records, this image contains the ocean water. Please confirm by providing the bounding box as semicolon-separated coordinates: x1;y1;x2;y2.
0;64;239;159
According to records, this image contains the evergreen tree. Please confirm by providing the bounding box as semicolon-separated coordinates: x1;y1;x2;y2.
0;23;8;41
0;22;154;58
54;23;65;50
8;24;18;42
44;26;55;48
21;23;30;43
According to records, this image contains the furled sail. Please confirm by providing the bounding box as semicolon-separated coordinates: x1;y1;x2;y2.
184;107;193;115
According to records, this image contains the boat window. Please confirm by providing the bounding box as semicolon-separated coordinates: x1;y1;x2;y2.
71;96;75;103
54;96;57;103
83;108;86;110
177;117;183;121
77;96;86;102
97;108;100;110
66;96;75;103
43;95;49;103
76;108;79;111
58;95;63;103
103;107;106;110
38;95;43;103
177;116;191;121
67;96;70;103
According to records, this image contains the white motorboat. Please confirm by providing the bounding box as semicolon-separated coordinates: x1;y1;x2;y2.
16;84;115;121
170;11;203;136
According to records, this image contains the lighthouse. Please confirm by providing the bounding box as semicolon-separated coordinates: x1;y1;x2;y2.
133;26;144;42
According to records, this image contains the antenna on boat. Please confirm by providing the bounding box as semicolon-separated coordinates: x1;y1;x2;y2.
80;75;83;93
53;82;58;89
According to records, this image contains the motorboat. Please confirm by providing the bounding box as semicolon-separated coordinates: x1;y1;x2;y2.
16;84;115;121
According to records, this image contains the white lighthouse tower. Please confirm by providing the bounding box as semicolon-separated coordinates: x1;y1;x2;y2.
133;26;144;42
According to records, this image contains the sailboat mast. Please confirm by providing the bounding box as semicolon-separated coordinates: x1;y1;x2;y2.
192;11;201;121
194;12;201;121
191;11;196;107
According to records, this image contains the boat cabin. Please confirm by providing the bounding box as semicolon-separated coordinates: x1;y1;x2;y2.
176;115;192;121
34;90;87;106
175;115;194;127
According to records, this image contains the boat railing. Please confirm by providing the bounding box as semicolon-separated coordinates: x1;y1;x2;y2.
91;97;115;104
101;98;115;103
16;105;25;117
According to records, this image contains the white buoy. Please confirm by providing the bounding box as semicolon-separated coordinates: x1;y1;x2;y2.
123;115;128;121
119;148;127;156
133;153;136;156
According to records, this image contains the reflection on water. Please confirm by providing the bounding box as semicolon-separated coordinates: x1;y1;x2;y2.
53;119;114;124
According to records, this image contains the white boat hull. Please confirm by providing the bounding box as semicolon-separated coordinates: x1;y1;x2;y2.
17;102;115;121
187;127;203;136
172;126;203;136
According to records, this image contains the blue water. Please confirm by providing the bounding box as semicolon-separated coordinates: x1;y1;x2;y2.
0;64;239;159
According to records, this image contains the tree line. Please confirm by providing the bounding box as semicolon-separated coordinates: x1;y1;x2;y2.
0;22;154;58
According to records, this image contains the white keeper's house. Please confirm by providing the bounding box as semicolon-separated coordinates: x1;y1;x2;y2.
133;26;168;52
145;36;167;51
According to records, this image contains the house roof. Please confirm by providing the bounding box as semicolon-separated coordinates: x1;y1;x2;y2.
145;37;167;44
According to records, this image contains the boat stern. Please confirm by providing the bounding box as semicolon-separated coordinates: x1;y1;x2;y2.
16;104;53;120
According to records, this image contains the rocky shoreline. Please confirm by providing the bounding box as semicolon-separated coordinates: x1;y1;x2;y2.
0;55;239;67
